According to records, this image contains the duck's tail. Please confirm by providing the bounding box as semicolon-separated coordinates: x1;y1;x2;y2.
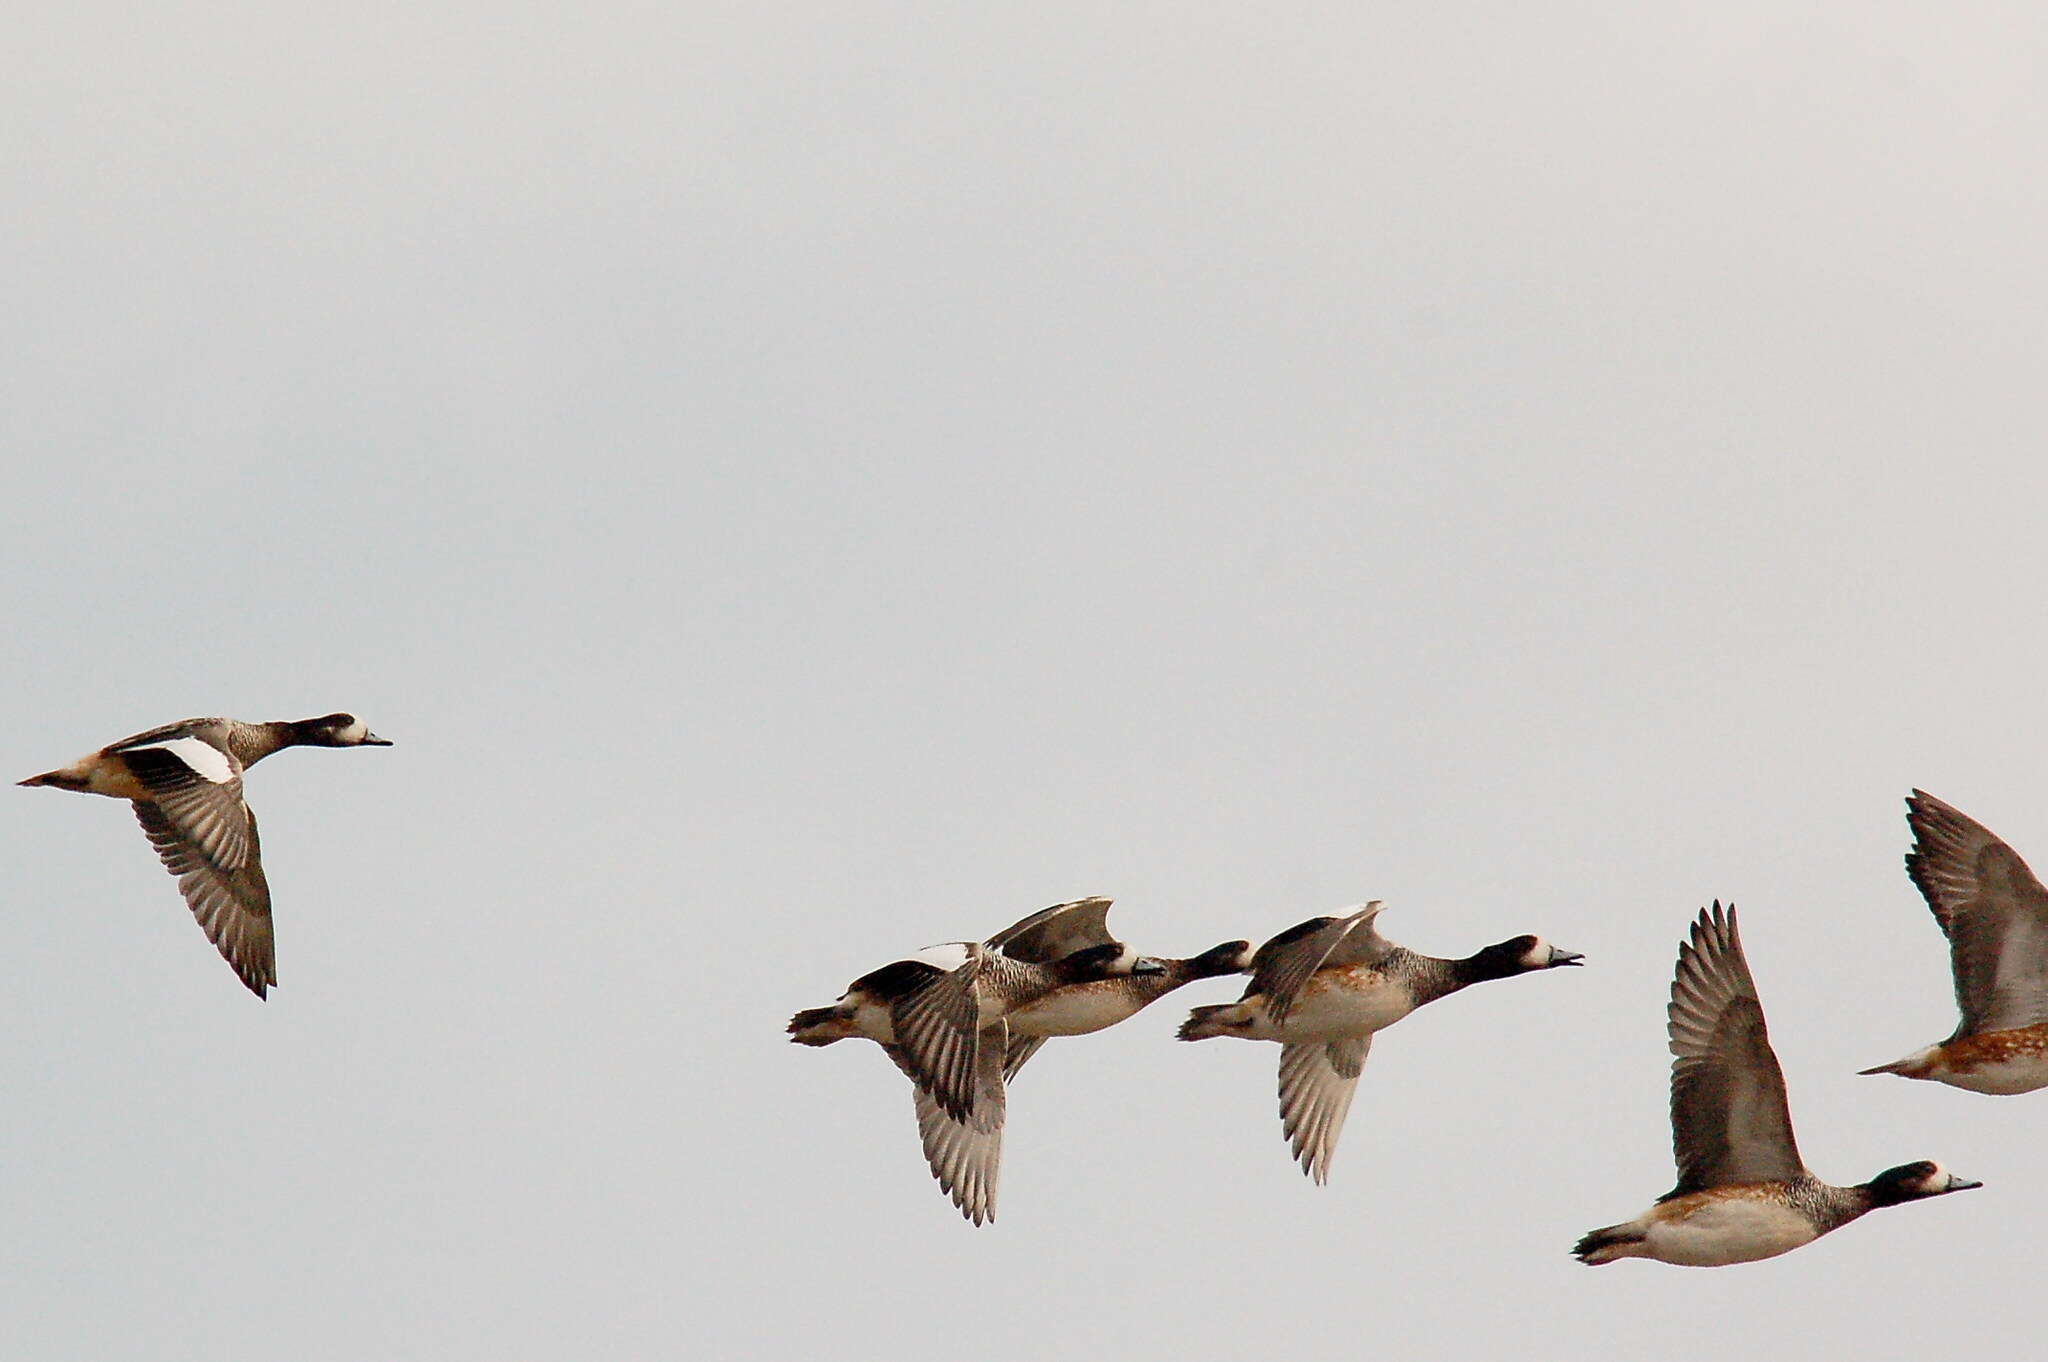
1571;1223;1646;1266
786;1006;853;1045
1857;1045;1934;1079
1177;1003;1244;1041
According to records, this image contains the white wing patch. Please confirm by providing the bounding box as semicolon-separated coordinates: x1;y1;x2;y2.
913;942;974;971
138;737;237;784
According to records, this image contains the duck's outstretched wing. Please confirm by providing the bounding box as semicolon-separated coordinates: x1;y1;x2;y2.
1277;1035;1370;1184
890;959;984;1123
121;738;274;998
898;1024;1007;1226
987;898;1115;963
1906;790;2048;1036
1664;903;1804;1199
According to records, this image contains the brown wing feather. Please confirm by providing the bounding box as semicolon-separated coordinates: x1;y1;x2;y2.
903;1023;1006;1226
986;898;1115;963
890;961;984;1123
1001;1034;1048;1083
1277;1036;1369;1184
1906;790;2048;1036
1254;905;1388;1025
147;778;255;875
104;719;219;752
134;802;276;999
1663;903;1804;1198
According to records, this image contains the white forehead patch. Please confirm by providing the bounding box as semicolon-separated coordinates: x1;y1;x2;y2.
913;942;973;971
138;737;235;784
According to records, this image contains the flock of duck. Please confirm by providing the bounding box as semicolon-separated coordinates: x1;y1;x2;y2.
15;714;2045;1267
790;788;2043;1267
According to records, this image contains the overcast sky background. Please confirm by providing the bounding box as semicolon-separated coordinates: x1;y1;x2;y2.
5;3;2048;1358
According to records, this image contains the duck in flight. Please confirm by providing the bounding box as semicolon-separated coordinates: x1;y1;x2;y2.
791;897;1241;1224
1860;790;2048;1094
1177;902;1582;1183
1575;903;1979;1267
20;714;391;998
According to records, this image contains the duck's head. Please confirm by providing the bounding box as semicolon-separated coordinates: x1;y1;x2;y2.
1186;939;1256;978
1864;1160;1983;1206
1469;934;1584;980
1057;941;1166;980
294;713;393;748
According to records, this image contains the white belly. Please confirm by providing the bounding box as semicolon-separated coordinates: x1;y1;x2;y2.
1279;971;1415;1041
1008;985;1142;1038
1938;1051;2048;1095
1644;1199;1818;1267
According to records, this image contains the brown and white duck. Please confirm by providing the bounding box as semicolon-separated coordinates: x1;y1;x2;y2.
1576;903;1979;1267
790;897;1237;1224
1179;901;1581;1182
20;713;392;998
1861;790;2048;1094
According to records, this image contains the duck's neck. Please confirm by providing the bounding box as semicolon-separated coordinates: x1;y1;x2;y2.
1126;956;1207;1001
1802;1181;1876;1234
1394;949;1469;1008
1172;943;1250;985
225;721;299;768
1404;948;1521;1007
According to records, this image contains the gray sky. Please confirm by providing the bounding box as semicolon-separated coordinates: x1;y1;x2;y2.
6;3;2048;1358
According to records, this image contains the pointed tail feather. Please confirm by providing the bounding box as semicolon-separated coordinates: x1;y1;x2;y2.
1177;1004;1235;1041
1572;1224;1644;1265
787;1006;850;1045
1857;1049;1930;1078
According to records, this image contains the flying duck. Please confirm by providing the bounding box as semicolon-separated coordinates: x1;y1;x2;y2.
789;897;1204;1224
1178;902;1582;1183
20;714;391;997
1575;903;1980;1267
985;897;1250;1083
1860;790;2048;1094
